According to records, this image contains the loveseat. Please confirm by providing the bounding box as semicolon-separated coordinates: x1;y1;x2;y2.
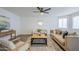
0;35;31;51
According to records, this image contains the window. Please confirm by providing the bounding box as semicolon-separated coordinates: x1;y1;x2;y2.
73;16;79;29
59;18;67;28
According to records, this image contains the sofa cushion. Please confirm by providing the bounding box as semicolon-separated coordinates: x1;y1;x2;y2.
50;30;54;33
15;41;24;48
0;40;16;50
68;32;77;36
0;36;16;50
53;34;65;45
55;29;62;35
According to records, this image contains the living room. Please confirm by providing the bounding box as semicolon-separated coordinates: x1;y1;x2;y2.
0;7;79;51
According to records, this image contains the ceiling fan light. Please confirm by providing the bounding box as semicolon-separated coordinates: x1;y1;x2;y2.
40;12;44;15
38;22;43;26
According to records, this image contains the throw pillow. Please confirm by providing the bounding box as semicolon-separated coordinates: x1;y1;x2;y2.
63;31;68;38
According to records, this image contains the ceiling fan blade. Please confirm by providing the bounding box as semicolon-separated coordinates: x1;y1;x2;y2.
37;7;41;10
43;8;51;11
43;12;49;14
37;7;44;12
40;8;43;11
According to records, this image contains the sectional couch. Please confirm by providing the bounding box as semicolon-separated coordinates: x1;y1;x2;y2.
50;29;79;51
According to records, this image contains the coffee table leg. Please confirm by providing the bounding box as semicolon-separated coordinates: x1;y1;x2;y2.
45;39;47;45
31;38;33;45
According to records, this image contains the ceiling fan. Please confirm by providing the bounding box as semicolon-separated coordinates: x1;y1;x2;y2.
33;7;51;14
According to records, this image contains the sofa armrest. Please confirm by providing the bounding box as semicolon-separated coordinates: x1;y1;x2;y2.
65;36;79;51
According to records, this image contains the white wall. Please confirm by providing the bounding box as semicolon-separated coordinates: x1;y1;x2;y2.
20;16;58;34
0;8;21;35
0;8;58;35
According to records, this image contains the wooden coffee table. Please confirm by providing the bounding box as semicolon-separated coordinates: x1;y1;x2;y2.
31;33;47;45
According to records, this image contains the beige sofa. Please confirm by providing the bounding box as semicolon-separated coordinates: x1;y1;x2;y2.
50;29;79;51
0;35;31;51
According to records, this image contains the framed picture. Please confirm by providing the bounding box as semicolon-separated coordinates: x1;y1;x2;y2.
0;16;10;31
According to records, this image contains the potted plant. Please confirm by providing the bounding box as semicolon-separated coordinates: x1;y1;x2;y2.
37;29;42;32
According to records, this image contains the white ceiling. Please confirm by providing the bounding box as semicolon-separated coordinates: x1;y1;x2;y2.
2;7;79;17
